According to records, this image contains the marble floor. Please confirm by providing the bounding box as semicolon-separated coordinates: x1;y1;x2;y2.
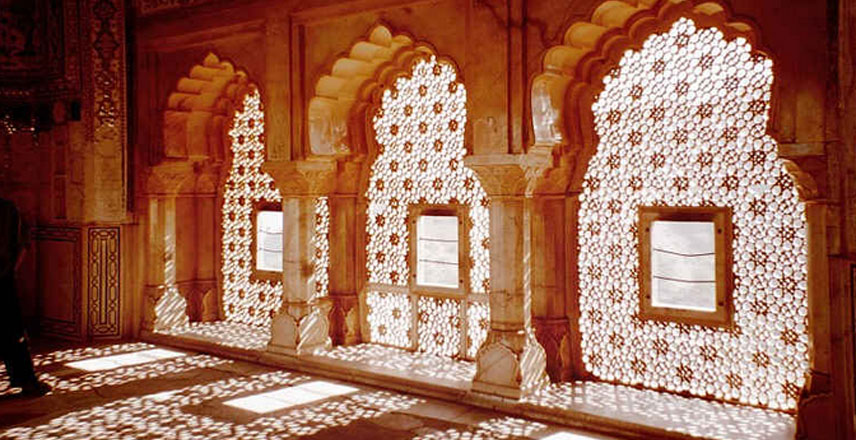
0;339;613;440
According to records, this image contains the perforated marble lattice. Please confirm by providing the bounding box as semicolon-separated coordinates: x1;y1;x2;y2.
578;19;808;410
416;297;462;357
313;197;330;301
466;301;489;359
365;56;490;358
221;90;329;327
366;291;412;348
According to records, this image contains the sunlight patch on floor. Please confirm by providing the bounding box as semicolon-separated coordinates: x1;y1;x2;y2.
223;380;359;414
65;348;186;372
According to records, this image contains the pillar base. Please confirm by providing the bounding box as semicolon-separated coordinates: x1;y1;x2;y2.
143;285;189;332
179;279;217;322
533;317;572;382
268;299;332;356
329;293;361;346
471;329;548;399
796;370;835;439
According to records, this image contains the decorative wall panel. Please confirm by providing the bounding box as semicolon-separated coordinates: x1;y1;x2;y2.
88;0;126;219
34;227;83;340
578;19;808;410
221;90;283;327
88;227;120;337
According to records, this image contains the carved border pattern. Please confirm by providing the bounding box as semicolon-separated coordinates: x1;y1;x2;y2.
88;0;127;218
33;227;83;340
88;227;120;337
91;0;123;134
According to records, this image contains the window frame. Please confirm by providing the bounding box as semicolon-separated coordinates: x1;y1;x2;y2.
638;206;734;328
250;201;283;282
408;203;470;297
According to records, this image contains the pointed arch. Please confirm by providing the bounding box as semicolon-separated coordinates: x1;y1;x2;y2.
336;26;491;359
149;53;300;331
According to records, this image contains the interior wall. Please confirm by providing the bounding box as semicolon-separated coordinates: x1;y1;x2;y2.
126;0;851;434
0;0;131;340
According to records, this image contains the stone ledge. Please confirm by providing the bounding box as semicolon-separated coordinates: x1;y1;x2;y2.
142;324;795;440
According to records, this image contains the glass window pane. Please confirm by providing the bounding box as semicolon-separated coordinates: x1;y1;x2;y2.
256;211;283;272
416;215;458;288
650;220;716;312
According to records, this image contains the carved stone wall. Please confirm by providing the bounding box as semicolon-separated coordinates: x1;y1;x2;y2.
0;0;129;339
0;0;83;102
87;0;127;222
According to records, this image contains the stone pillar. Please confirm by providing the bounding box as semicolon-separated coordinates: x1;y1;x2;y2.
530;162;573;382
182;167;220;322
141;163;192;332
564;192;588;379
328;193;361;345
797;201;835;439
465;154;550;399
328;160;362;345
265;160;336;356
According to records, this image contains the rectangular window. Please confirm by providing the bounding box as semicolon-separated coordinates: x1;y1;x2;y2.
409;204;468;294
416;215;459;289
639;207;733;327
255;210;283;273
650;220;716;312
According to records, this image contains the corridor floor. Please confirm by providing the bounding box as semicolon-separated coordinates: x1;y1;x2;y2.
0;339;612;440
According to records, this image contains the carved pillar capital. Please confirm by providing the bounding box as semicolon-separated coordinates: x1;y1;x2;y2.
464;153;552;197
145;161;196;195
263;159;338;196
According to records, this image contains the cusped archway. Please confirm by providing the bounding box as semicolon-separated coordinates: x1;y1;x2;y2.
532;0;818;411
315;26;492;360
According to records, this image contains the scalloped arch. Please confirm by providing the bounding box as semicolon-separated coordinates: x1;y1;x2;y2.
307;24;449;158
162;52;256;162
531;0;765;160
